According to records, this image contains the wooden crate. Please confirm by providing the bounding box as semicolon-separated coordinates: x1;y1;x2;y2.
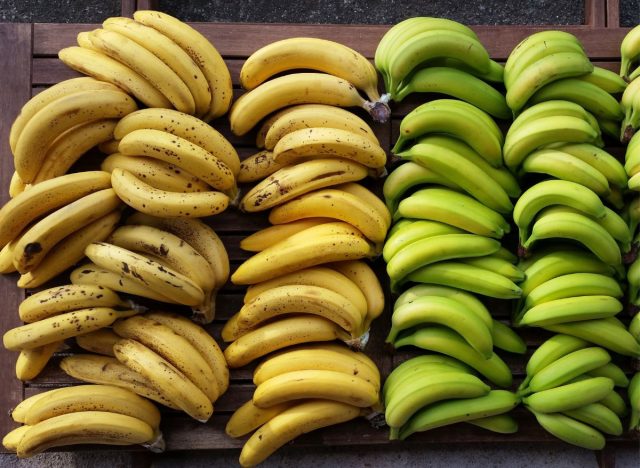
0;0;638;465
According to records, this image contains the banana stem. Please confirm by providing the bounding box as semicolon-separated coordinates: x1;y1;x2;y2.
363;100;391;123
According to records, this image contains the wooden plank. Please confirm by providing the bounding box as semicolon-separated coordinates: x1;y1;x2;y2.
585;0;607;27
136;0;159;10
606;0;621;27
0;23;32;452
120;0;136;18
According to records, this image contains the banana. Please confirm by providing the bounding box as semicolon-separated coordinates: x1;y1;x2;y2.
564;402;623;436
252;344;379;386
230;73;389;136
113;316;219;402
229;284;365;339
518;295;623;327
89;28;194;113
98;139;120;154
491;320;527;354
506;51;593;112
58;46;172;109
507;99;599;136
8;172;26;199
620;24;640;79
231;224;376;285
595;206;632;252
399;390;519;440
386;29;490;94
387;234;501;289
394;67;510;119
406;261;522;299
383;220;464;262
392;99;503;167
113;338;212;421
14;90;137;183
397;142;513;213
435;57;505;83
13;189;121;273
504;116;599;171
0;171;112;248
253;369;379;408
237;150;283;183
525;334;589;382
240;219;331;252
226;400;293;438
530;410;605;450
513;180;605;245
545;317;640;357
395;188;509;239
523;208;622;266
15;342;61;381
528;78;624;121
629;372;640;430
223;315;350;368
601;389;629;418
336;182;391;227
526;347;611;392
103;17;211;117
630;313;640;340
556;143;627;189
2;426;30;453
467;414;519;434
33;120;117;184
330;260;385;327
133;9;232;119
113;108;240;175
587;363;630;388
261;104;378;150
387;296;494;358
393;326;513;387
76;329;120;356
599;118;622;139
241;37;380;102
144;311;228;395
118;128;235;191
239;400;361;467
459;255;525;282
245;267;368;318
9;77;121;153
523;377;614;413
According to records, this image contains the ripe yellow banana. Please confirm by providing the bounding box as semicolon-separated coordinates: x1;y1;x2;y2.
98;139;120;154
0;240;18;274
76;329;120;356
239;219;332;252
13;90;137;183
8;171;27;198
113;338;213;422
2;425;30;453
13;188;122;273
337;181;391;227
226;400;293;438
0;171;112;248
15;342;62;381
237;150;284;183
240;158;369;212
17;210;121;289
113;108;240;175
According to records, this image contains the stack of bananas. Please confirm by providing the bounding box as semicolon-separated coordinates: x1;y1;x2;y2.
0;171;123;288
99;108;239;218
59;11;232;119
59;311;228;422
630;373;640;432
518;335;630;449
226;344;381;466
3;384;163;458
374;16;506;117
70;213;229;323
621;25;640;141
383;355;519;440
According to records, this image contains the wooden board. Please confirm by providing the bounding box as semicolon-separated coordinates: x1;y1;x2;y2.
0;10;639;465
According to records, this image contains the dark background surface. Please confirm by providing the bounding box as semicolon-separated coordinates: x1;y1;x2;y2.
0;0;636;25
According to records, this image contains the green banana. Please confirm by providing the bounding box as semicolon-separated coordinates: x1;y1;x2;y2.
629;372;639;430
556;143;627;190
530;410;605;450
523;377;614;413
587;363;630;388
383;220;463;262
467;414;518;434
491;320;526;354
564;403;623;436
577;65;627;94
518;295;623;327
459;255;524;282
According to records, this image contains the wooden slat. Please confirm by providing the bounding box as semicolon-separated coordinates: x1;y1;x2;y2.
606;0;621;27
136;0;159;10
0;23;32;450
585;0;607;27
120;0;136;18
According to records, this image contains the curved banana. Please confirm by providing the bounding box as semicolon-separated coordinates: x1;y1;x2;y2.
76;329;120;356
523;377;613;413
383;220;464;262
330;260;385;328
564;402;622;436
629;372;640;430
459;255;524;282
103;16;211;116
229;73;389;136
467;414;519;434
223;315;350;368
2;426;30;453
336;182;390;227
508;99;599;136
620;24;640;79
58;46;171;108
491;320;527;354
15;342;61;381
524;334;589;382
530;410;605;450
133;9;232;119
556;143;627;189
114;108;240;175
239;219;331;252
14;90;137;183
518;295;623;327
226;400;292;439
237;151;283;183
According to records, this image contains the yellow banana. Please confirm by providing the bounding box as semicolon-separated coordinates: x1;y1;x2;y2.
237;150;284;183
15;342;62;381
9;171;26;198
226;400;293;438
2;425;30;453
75;329;120;356
239;218;332;252
0;239;18;274
337;181;391;227
98;139;120;154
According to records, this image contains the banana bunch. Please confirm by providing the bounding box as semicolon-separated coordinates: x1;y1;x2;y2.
70;213;229;323
630;372;640;432
375;18;501;105
59;11;232;119
621;24;640;82
504;31;594;113
519;335;628;449
625;132;640;190
9;78;137;186
0;171;123;288
230;37;390;136
626;232;640;305
3;384;164;457
226;343;381;466
620;74;640;142
384;355;520;440
225;257;384;367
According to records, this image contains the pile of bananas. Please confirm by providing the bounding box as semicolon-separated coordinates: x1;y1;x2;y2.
59;311;228;422
630;373;640;432
384;355;519;440
226;344;381;466
621;25;640;141
518;335;630;449
0;171;123;288
59;11;232;119
71;213;229;323
3;384;163;458
375;17;505;116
